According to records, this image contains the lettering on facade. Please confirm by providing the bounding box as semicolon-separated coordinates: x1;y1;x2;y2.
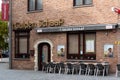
36;27;85;33
12;19;64;30
114;41;120;45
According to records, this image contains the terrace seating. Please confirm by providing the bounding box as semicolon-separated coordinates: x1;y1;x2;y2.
66;63;74;74
95;64;105;76
79;63;87;75
87;64;96;76
58;62;65;74
43;61;110;76
116;64;120;77
104;62;109;75
54;63;60;73
47;62;56;73
41;62;48;72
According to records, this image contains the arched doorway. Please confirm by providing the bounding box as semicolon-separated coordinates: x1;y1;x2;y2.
38;43;51;70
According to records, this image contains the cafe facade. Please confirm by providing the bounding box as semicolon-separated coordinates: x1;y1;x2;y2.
11;0;120;73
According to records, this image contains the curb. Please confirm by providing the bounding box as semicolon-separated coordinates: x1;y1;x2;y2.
0;62;8;63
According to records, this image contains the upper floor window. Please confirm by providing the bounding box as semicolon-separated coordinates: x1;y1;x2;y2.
73;0;92;6
28;0;42;11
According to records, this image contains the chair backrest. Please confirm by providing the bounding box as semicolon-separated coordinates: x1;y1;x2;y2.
80;63;87;69
59;62;65;68
66;63;73;69
117;64;120;71
48;62;55;67
41;62;46;66
88;64;95;69
96;64;104;70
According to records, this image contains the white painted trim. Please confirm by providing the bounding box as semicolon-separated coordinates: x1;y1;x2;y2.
33;39;53;71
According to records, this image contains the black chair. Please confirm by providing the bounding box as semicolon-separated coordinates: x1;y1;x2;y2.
116;64;120;77
101;62;110;76
47;62;56;73
79;63;87;75
95;64;105;76
66;63;74;74
54;63;60;73
72;63;79;75
58;62;65;74
87;64;96;76
41;62;48;72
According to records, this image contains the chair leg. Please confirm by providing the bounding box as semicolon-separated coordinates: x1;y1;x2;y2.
47;67;49;73
85;69;88;75
96;70;98;76
53;68;55;73
88;70;90;75
79;69;81;75
65;68;68;74
59;68;61;74
116;70;118;77
72;68;74;75
42;66;44;71
103;69;105;76
94;69;96;76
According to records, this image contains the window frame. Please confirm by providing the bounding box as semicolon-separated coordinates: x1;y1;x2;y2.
67;32;96;60
73;0;93;7
14;30;30;59
28;0;43;12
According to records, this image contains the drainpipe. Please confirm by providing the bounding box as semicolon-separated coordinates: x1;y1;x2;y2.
9;0;12;69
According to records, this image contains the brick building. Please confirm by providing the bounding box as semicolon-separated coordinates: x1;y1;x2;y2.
11;0;120;73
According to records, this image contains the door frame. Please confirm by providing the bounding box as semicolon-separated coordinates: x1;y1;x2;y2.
34;39;53;71
38;43;51;70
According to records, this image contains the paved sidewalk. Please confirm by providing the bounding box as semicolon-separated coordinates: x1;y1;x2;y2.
0;63;120;80
0;58;9;63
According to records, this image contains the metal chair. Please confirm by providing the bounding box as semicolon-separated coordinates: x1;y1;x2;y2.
58;62;65;74
47;62;56;73
54;63;60;73
41;62;48;72
95;64;105;76
79;63;87;75
116;64;120;77
104;62;109;76
87;64;96;76
66;63;74;74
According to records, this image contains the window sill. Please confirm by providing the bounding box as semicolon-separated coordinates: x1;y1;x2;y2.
13;58;30;61
27;10;43;14
66;59;97;62
73;5;93;8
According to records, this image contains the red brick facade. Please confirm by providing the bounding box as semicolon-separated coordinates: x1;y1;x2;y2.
11;0;120;73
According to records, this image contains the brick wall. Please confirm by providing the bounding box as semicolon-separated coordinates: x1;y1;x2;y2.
12;0;118;25
11;0;120;72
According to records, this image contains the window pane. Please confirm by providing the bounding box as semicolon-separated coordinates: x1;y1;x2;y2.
84;0;92;5
37;0;42;10
19;38;27;53
85;34;95;53
68;34;78;54
80;34;83;55
15;38;18;54
29;0;35;11
42;45;48;62
75;0;83;6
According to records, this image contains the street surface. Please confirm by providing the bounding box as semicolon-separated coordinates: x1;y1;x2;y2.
0;59;120;80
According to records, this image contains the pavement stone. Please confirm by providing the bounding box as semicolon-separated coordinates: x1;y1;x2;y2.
0;58;9;63
0;63;120;80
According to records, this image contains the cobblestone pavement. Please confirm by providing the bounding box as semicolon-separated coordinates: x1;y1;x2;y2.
0;63;120;80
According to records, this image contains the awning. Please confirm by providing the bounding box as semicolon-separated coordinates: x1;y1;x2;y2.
36;24;117;33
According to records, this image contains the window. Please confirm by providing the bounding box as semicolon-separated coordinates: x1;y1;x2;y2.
14;30;30;59
28;0;42;11
73;0;92;6
67;32;96;60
